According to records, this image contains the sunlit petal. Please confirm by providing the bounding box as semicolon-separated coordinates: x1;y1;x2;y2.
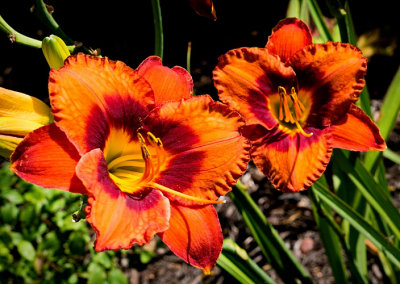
251;127;332;192
290;42;367;126
266;18;312;63
158;203;222;273
213;47;296;130
76;148;170;250
331;104;386;151
10;124;85;194
137;56;193;105
49;53;154;154
143;95;250;204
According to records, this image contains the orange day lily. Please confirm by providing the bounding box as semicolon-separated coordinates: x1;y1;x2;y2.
10;54;250;272
213;18;386;192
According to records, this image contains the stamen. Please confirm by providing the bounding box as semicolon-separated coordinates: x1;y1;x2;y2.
290;87;306;120
277;86;313;137
150;182;225;204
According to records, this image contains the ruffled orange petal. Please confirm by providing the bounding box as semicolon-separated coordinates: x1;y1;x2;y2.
10;123;86;194
143;95;250;205
213;47;296;130
189;0;217;20
266;18;312;63
49;53;154;155
76;148;170;250
289;42;367;127
252;127;332;192
137;56;193;105
158;203;222;273
331;104;386;151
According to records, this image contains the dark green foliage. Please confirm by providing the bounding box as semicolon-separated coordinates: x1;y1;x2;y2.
0;163;128;283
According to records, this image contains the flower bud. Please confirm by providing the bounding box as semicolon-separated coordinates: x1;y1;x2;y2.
42;35;70;69
0;87;52;159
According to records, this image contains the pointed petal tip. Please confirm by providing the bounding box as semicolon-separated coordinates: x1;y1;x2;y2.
331;105;386;152
158;204;222;271
202;266;212;275
266;18;312;62
137;56;193;104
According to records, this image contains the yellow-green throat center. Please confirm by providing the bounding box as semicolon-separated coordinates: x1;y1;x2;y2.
105;129;223;204
276;86;312;137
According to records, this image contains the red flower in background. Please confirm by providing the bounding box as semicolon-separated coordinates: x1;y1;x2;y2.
11;54;250;272
189;0;216;20
213;18;386;192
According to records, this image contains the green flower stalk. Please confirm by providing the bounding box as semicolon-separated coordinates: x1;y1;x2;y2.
42;35;70;69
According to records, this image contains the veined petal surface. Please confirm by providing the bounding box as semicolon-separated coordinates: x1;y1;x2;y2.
331;104;386;151
158;203;222;273
0;87;52;125
76;148;170;250
10;123;85;194
266;18;313;63
49;54;154;154
213;47;296;130
251;127;332;192
137;56;193;105
143;95;250;204
289;42;367;126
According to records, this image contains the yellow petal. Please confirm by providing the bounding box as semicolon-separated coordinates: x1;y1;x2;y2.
0;134;22;159
0;87;52;125
0;117;45;136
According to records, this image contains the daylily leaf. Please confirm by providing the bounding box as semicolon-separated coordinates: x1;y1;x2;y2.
312;179;400;269
334;150;400;240
365;65;400;169
217;239;276;284
306;0;333;42
309;178;349;284
230;182;312;283
383;148;400;165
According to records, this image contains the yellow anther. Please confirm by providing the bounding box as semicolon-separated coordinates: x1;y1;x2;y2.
147;132;163;147
137;132;146;145
140;144;151;159
277;86;312;137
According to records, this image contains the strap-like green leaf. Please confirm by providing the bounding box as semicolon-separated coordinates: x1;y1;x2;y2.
312;180;400;268
217;239;276;284
230;182;312;283
334;150;400;240
365;65;400;169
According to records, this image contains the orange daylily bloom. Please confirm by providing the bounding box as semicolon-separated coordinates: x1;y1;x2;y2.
213;18;386;192
11;54;250;272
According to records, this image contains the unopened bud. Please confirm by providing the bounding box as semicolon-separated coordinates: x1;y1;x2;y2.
42;35;70;69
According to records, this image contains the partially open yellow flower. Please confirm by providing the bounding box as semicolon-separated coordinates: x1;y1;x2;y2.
0;87;52;158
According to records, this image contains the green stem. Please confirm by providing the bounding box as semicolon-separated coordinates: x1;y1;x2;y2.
151;0;164;59
0;15;42;48
186;41;192;74
34;0;74;45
